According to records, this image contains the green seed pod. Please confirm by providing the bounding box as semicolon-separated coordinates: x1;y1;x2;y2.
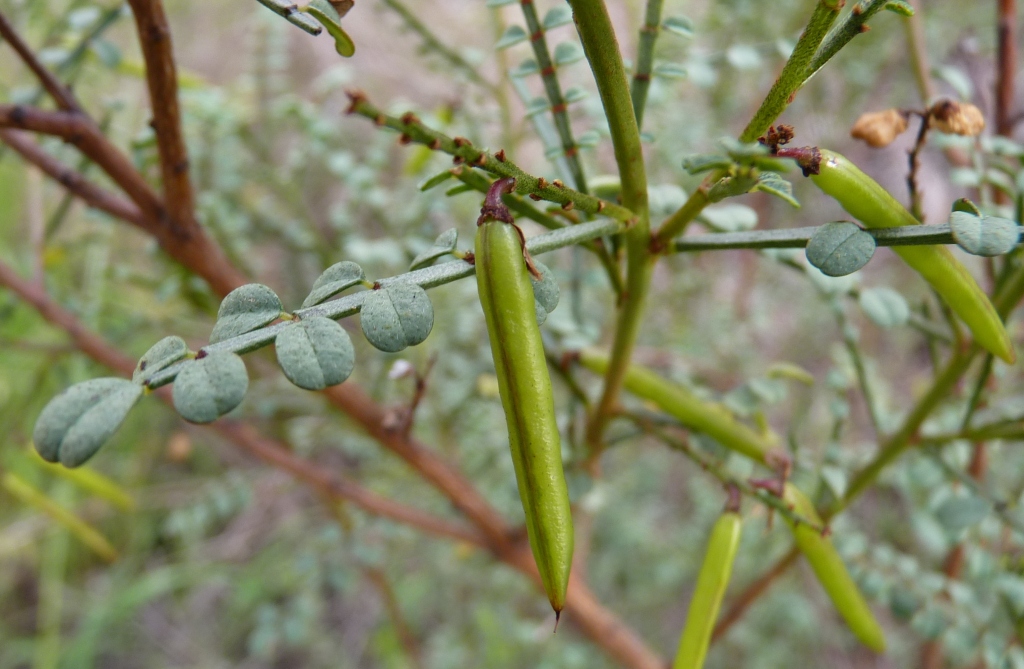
783;484;886;652
808;149;1014;363
475;208;574;617
672;509;742;669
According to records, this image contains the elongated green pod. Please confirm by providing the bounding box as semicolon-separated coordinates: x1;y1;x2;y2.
783;484;886;652
809;149;1014;363
476;215;574;616
578;349;771;464
672;510;742;669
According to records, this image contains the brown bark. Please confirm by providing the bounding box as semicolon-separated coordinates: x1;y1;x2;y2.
996;0;1018;136
713;547;800;642
125;0;198;232
0;12;79;111
0;104;245;295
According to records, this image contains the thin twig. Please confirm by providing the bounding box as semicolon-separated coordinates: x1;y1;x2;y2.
907;111;930;221
0;11;80;111
903;0;936;103
345;93;632;221
0;104;246;294
0;129;145;227
996;0;1018;136
806;0;895;80
630;0;664;129
640;423;826;533
669;221;1013;251
712;548;800;641
518;0;588;192
739;0;841;143
126;0;199;236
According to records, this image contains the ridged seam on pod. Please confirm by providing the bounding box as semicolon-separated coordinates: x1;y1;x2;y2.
672;491;743;669
783;484;886;652
783;146;1014;363
577;348;772;465
475;177;574;619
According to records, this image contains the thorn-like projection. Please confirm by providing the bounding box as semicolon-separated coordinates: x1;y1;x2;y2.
553;610;561;633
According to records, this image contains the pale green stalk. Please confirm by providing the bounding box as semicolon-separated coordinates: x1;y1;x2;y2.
566;0;652;453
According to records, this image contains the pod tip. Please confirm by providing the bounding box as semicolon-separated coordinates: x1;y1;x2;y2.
553;611;561;634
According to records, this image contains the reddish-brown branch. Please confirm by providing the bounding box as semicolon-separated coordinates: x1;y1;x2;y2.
0;259;666;669
712;547;800;642
0;104;245;295
0;11;79;111
125;0;198;233
0;129;146;227
996;0;1018;136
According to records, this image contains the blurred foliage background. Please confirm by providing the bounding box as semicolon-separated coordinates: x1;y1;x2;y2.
2;0;1024;667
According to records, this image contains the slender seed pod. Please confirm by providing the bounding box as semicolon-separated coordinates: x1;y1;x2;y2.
577;349;771;465
475;179;574;617
672;498;743;669
783;484;886;652
805;149;1014;363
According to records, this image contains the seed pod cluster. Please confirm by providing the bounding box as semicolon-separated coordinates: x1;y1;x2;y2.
475;178;574;617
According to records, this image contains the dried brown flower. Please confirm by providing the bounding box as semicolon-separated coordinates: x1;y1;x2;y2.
930;100;986;137
850;109;909;148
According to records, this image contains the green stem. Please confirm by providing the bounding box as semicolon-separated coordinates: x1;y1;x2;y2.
143;218;628;389
347;94;633;220
643;425;825;533
806;0;894;80
519;0;588;192
832;299;883;438
669;220;1012;251
567;0;652;453
653;179;711;244
739;0;841;143
630;0;664;129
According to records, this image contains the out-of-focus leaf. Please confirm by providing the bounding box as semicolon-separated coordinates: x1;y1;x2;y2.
33;378;143;468
410;229;458;270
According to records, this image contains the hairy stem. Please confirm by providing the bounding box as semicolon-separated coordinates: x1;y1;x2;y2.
740;1;840;143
